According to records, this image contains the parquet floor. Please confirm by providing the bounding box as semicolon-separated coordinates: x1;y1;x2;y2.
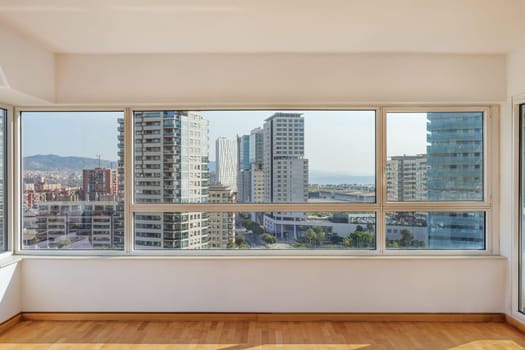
1;320;525;349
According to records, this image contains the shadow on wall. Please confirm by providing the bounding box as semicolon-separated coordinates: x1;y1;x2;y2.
0;262;21;323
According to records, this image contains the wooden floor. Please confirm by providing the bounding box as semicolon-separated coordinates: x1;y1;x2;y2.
1;320;525;350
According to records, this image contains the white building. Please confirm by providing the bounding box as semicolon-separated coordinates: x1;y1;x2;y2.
208;184;235;248
386;154;427;201
216;137;238;193
263;113;308;203
127;111;209;249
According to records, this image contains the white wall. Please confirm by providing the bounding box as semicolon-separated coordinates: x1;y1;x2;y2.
0;261;21;323
22;257;505;313
0;23;55;105
55;53;506;105
0;30;511;315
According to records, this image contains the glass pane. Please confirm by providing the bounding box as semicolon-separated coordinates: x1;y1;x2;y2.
387;112;483;201
386;211;485;250
0;109;5;252
21;111;124;250
133;110;376;204
134;211;376;250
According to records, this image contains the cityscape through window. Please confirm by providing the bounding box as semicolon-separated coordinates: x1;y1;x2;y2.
22;112;124;250
20;109;487;251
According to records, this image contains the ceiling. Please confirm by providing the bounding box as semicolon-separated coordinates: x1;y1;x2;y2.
0;0;524;54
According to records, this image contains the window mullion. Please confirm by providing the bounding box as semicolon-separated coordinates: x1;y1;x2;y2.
124;107;134;254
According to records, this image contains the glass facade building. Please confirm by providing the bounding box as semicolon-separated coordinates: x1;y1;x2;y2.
426;112;485;249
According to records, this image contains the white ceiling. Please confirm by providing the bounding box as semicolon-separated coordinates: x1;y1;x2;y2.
0;0;524;54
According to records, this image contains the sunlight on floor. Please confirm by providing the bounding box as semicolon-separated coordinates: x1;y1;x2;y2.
0;344;371;350
449;340;524;350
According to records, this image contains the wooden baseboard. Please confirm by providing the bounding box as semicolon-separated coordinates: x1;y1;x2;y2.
506;314;525;333
21;312;505;323
0;313;22;334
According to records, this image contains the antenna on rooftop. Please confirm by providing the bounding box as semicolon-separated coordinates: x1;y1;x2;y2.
96;154;101;168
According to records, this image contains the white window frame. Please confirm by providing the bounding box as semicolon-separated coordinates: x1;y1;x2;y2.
0;103;12;260
12;104;499;257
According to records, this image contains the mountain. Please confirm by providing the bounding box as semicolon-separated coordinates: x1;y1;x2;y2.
24;154;117;171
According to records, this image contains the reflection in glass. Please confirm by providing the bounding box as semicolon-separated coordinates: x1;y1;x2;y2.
386;211;485;250
134;211;376;250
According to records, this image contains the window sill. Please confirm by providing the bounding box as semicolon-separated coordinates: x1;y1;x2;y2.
15;254;507;261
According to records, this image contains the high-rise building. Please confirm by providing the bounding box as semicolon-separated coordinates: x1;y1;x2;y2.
122;111;209;249
238;135;250;171
237;134;251;203
249;127;264;165
262;113;308;238
208;184;235;248
386;154;427;201
426;112;484;248
263;113;308;203
81;168;118;201
216;137;238;192
248;127;265;205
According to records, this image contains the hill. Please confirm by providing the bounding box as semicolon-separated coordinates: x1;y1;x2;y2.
23;154;117;171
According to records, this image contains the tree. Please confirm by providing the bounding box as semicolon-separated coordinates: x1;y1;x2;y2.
304;229;316;245
355;225;364;232
262;233;276;244
330;233;343;244
349;230;374;248
400;229;414;247
235;236;245;246
315;231;326;247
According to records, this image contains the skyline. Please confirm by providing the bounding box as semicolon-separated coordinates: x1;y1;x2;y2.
22;110;428;177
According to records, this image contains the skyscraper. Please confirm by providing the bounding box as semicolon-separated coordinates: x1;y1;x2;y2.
262;113;308;239
263;113;308;203
124;111;209;249
216;137;238;192
249;127;265;204
237;134;251;203
426;112;484;249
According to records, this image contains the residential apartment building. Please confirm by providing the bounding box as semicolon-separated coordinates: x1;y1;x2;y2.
262;113;308;238
386;154;427;201
81;167;118;201
263;113;308;203
31;201;121;249
207;184;235;248
127;111;209;249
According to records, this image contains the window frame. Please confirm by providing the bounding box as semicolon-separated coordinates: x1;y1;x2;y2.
0;104;11;260
13;105;498;257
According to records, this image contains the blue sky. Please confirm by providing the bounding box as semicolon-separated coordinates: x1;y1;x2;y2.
22;110;427;177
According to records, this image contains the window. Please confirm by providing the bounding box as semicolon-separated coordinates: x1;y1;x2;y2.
385;111;488;250
131;110;376;250
17;107;493;254
21;111;124;250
